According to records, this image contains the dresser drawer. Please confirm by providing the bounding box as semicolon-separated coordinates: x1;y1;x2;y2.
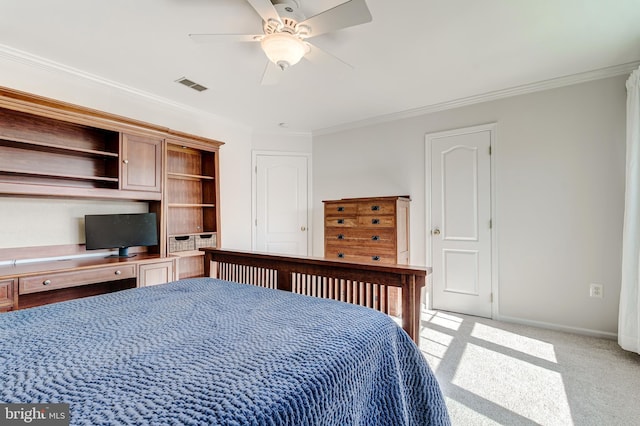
325;228;396;248
356;200;396;215
324;202;358;217
357;215;395;227
19;265;137;295
324;249;397;265
324;217;358;227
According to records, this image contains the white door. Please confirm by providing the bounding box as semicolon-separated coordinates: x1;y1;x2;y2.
428;125;493;318
254;153;309;255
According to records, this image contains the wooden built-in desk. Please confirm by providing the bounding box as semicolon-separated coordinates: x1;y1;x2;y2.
0;254;177;312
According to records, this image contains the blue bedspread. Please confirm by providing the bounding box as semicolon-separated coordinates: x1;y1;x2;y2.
0;278;450;425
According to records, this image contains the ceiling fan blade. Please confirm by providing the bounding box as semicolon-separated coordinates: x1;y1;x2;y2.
260;62;284;86
300;0;372;39
304;42;353;69
189;34;261;43
246;0;283;25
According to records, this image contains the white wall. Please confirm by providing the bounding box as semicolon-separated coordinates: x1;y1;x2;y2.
313;75;627;336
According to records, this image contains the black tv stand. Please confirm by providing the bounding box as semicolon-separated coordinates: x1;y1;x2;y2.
107;247;137;258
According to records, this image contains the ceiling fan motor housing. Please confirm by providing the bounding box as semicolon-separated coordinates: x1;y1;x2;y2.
272;0;305;26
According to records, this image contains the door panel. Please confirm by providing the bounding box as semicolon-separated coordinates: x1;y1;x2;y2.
255;154;309;256
429;126;492;318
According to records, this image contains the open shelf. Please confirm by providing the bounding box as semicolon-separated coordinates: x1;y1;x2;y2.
167;172;214;181
168;203;215;208
1;137;119;158
165;141;219;279
0;169;119;183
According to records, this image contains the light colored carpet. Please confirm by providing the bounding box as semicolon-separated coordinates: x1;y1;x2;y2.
420;310;640;426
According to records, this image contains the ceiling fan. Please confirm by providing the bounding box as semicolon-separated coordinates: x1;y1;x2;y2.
189;0;373;85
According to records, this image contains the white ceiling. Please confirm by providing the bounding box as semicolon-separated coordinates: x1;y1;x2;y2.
1;0;639;134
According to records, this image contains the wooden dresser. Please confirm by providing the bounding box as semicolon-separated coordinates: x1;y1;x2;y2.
323;196;411;315
323;196;410;265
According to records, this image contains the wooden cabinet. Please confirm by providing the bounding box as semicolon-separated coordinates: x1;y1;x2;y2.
0;279;16;312
324;196;410;264
165;140;221;279
324;196;410;316
0;86;225;306
19;264;137;295
138;259;176;287
121;133;162;192
0;102;163;200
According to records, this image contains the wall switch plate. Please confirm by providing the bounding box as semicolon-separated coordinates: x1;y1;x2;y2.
589;283;604;298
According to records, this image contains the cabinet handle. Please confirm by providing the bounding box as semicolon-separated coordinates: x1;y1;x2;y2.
42;279;51;286
115;270;122;275
371;205;380;211
337;219;344;224
337;253;345;258
123;159;129;164
337;234;344;240
371;219;380;225
371;235;380;241
337;206;345;212
372;256;381;261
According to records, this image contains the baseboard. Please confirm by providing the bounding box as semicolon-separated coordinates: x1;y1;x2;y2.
497;314;618;340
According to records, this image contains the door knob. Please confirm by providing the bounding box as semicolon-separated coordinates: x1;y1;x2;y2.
432;228;441;235
301;226;306;231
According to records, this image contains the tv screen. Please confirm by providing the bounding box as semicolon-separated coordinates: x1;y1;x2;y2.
85;212;158;258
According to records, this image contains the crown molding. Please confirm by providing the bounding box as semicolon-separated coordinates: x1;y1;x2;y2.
0;43;246;127
313;61;640;136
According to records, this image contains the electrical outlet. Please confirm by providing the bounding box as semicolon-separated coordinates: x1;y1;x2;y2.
589;283;604;298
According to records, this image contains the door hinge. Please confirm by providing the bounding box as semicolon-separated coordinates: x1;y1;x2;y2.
490;293;493;303
255;219;257;226
255;165;257;173
489;145;492;155
489;219;492;229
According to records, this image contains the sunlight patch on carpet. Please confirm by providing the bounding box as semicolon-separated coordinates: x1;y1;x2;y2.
452;343;572;425
471;323;558;363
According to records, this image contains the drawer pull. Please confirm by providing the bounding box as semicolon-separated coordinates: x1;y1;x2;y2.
371;205;380;211
115;270;122;275
371;235;380;241
371;219;380;225
337;234;345;240
372;256;381;261
42;279;51;286
337;206;345;212
337;253;345;258
337;219;345;224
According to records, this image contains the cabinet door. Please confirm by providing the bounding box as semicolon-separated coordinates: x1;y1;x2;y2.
138;260;175;287
0;279;16;312
121;134;162;192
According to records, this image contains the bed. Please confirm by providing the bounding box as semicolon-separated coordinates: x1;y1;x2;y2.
0;277;450;425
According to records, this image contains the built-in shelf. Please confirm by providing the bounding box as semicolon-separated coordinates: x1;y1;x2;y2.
168;203;215;208
0;168;119;183
1;137;119;158
167;172;214;181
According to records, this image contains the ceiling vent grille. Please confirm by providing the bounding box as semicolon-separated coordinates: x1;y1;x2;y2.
175;77;208;92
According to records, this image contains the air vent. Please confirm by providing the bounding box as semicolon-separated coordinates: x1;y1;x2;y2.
175;77;208;92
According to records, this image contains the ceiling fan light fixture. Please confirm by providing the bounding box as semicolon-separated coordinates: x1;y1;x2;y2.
260;32;308;70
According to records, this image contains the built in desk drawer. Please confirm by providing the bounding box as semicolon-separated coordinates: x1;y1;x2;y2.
19;265;137;295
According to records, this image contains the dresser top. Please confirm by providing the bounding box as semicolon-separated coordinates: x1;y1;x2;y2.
322;195;411;203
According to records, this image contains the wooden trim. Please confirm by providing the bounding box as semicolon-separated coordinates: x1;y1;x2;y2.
0;86;224;148
201;248;429;344
0;244;147;263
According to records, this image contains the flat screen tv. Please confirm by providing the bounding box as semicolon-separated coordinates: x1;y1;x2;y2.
85;213;158;258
